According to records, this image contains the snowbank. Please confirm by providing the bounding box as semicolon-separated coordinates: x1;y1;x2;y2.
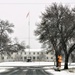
0;62;75;67
0;62;54;67
0;67;14;73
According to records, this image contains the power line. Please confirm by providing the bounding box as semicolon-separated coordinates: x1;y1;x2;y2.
0;2;75;5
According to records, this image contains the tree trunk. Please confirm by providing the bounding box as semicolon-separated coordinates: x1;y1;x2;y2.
64;54;69;69
55;51;58;67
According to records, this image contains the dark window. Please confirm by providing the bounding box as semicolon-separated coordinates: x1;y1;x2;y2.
7;57;9;59
21;57;22;59
33;52;35;55
37;52;39;54
51;57;53;59
47;57;48;59
37;57;39;59
24;57;26;59
33;57;35;59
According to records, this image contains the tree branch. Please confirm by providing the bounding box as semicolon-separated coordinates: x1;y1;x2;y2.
68;43;75;55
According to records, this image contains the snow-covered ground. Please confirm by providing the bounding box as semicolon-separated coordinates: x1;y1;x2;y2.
0;62;75;68
0;67;14;73
0;62;75;75
0;62;54;67
45;69;75;75
0;62;54;73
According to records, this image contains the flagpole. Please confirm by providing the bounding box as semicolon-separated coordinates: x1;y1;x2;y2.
28;12;30;60
29;12;30;52
26;12;31;61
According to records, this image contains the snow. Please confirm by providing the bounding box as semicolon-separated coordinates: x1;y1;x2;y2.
0;69;8;72
0;62;75;75
0;67;14;73
45;69;75;75
0;62;75;67
0;62;54;67
24;49;43;52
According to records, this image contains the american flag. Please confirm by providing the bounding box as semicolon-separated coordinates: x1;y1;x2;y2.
26;12;30;18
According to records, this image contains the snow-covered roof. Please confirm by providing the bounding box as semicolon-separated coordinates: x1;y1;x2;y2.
24;49;43;52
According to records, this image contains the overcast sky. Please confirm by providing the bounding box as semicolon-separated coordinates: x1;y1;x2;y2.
0;0;75;49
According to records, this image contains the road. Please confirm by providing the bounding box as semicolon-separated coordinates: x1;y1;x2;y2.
0;67;53;75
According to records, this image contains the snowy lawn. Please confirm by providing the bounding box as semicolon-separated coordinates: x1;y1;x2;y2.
0;62;54;67
45;69;75;75
0;61;75;67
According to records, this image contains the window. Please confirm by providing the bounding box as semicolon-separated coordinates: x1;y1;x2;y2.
24;52;26;54
7;57;8;59
37;57;39;59
21;52;22;54
47;57;48;59
29;52;31;54
51;57;53;59
51;51;54;55
41;52;43;54
37;52;39;54
30;57;31;59
24;57;26;59
21;57;22;59
33;52;35;55
33;57;35;59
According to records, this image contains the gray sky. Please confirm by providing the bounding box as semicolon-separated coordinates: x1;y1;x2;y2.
0;0;75;49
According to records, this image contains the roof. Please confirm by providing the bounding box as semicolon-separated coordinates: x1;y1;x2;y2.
24;49;43;52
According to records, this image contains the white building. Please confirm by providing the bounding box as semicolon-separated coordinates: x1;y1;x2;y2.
0;49;55;62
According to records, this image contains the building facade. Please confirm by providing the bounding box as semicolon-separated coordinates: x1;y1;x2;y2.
0;49;55;62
